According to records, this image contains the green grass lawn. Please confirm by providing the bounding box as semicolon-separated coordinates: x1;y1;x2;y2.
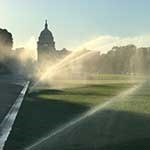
26;80;150;150
4;75;143;150
109;80;150;114
33;82;136;106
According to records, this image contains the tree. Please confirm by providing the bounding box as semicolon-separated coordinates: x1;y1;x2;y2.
0;28;13;73
0;28;13;59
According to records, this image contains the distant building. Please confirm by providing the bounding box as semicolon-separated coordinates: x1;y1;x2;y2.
37;20;70;63
14;47;25;55
37;20;57;62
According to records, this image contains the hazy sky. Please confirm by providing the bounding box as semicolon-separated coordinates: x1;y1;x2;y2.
1;0;150;50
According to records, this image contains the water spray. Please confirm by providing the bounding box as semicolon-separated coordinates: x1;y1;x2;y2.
25;81;144;150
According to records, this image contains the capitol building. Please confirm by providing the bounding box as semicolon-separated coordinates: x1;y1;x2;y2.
37;20;70;63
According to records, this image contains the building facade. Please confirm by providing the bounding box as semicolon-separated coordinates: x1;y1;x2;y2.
37;20;57;62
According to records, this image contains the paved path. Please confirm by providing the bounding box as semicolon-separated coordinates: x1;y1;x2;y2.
0;74;29;150
0;75;25;124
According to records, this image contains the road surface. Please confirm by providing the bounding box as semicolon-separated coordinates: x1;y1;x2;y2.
0;74;28;149
0;74;25;124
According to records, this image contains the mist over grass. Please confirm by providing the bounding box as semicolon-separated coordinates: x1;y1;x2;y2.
31;44;149;90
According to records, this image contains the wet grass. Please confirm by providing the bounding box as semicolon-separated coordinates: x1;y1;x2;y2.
26;81;150;150
30;110;150;150
109;81;150;114
4;78;138;150
32;83;135;106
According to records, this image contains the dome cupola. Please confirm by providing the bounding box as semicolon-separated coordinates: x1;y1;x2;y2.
38;20;55;44
37;20;56;61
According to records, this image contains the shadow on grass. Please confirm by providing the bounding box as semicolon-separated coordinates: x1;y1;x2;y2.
84;83;134;89
29;109;150;150
29;89;64;97
100;137;150;150
30;90;116;97
30;83;133;97
4;92;89;150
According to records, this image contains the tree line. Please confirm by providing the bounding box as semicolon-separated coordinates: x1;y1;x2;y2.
82;45;150;75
